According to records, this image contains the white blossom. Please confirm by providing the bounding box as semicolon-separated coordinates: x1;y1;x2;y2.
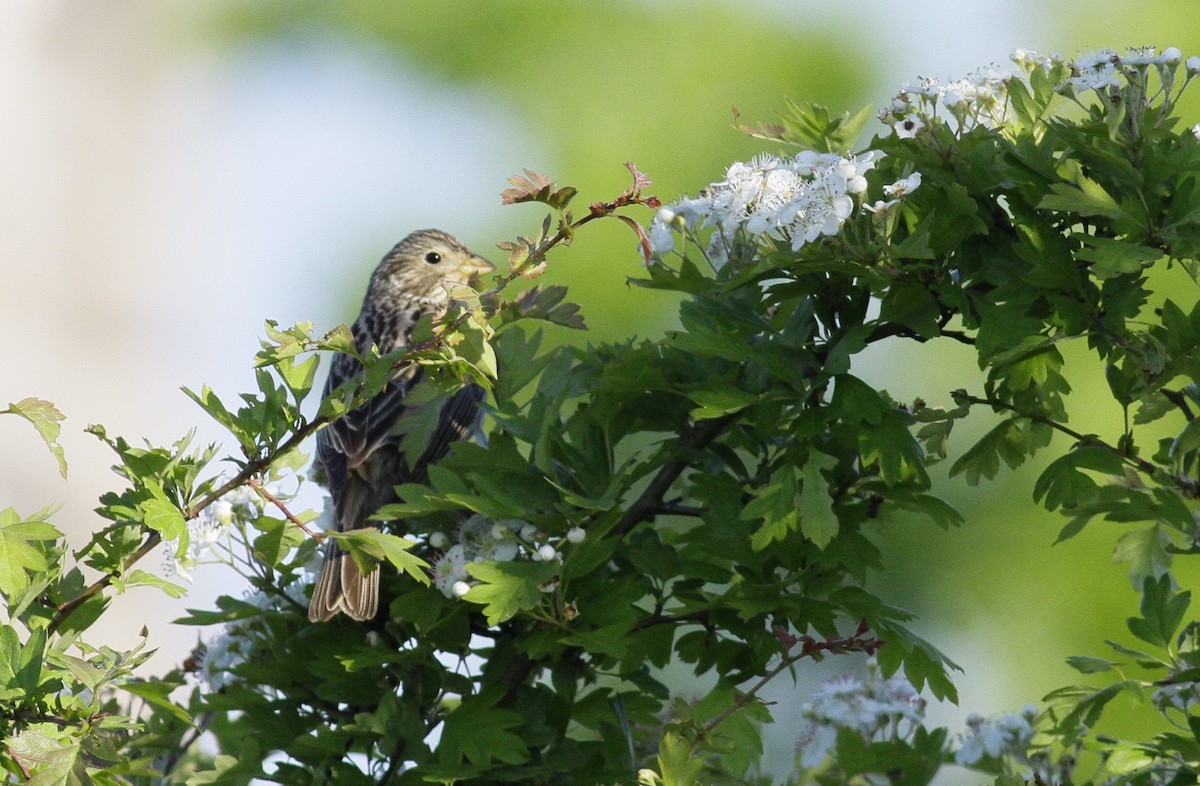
566;527;585;544
863;199;899;216
432;544;470;597
1070;62;1122;93
1075;48;1118;71
883;172;922;198
1118;46;1162;67
475;537;519;563
647;151;878;263
893;113;925;139
954;705;1037;766
795;659;925;769
1152;681;1200;712
199;585;306;691
212;499;234;525
166;505;234;582
649;209;677;256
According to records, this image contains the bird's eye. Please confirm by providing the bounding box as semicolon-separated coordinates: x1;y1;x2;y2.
424;251;442;265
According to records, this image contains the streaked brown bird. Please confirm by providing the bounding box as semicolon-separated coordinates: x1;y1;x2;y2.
308;229;494;622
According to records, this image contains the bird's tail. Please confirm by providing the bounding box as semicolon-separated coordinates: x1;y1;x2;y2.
307;475;380;622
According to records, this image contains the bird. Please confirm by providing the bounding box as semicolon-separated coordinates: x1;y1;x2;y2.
308;229;495;622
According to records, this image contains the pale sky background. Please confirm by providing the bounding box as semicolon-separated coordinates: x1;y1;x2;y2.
0;2;1163;781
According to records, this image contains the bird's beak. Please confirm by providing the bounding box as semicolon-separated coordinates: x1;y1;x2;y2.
458;254;496;280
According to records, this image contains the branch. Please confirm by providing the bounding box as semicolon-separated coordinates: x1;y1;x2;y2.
702;621;883;735
657;502;706;518
633;609;710;632
1163;388;1195;422
956;392;1159;476
865;320;975;346
49;415;331;632
610;413;738;540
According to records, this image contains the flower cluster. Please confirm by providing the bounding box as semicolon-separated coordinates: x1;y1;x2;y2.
198;579;312;691
428;514;584;598
864;171;922;216
649;151;878;267
1065;46;1197;95
954;706;1037;766
795;659;926;767
164;484;281;581
877;57;1038;137
1152;680;1200;713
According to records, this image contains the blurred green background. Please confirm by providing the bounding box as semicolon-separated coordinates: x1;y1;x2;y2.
2;1;1199;782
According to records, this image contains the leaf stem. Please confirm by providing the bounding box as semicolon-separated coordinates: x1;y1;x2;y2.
956;392;1159;476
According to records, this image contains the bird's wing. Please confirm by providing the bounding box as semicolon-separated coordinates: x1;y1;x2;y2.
321;349;424;472
410;382;487;481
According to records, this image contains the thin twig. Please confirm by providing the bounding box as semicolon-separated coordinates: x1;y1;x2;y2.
702;622;882;735
248;478;323;542
956;393;1160;476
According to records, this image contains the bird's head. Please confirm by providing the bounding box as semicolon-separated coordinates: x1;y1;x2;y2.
372;229;495;304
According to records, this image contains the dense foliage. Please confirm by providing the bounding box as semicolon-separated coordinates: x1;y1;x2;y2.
5;45;1200;785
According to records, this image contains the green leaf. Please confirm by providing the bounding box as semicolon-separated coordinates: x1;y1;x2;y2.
436;694;530;767
1038;176;1123;219
275;354;320;404
331;528;430;583
1171;418;1200;461
122;569;187;598
948;418;1027;485
687;387;758;420
463;560;557;625
832;375;889;425
6;723;86;785
4;397;67;478
141;498;187;543
251;516;305;568
745;466;800;551
1066;655;1117;674
1126;574;1190;648
1113;525;1172;589
0;508;60;598
121;679;193;725
798;452;839;548
506;285;587;331
878;280;941;339
1032;446;1126;512
1075;235;1162;279
654;731;704;786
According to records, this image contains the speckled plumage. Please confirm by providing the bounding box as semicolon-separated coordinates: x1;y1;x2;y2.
308;229;494;622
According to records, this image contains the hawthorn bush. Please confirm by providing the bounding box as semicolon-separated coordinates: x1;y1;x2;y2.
5;45;1200;785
